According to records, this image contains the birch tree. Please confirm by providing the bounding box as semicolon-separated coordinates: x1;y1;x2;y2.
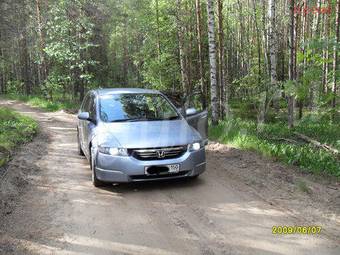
207;0;218;125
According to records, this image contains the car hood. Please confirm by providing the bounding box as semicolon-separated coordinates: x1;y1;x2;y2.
96;120;200;148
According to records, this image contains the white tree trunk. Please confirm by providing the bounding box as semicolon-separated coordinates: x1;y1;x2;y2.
207;0;218;125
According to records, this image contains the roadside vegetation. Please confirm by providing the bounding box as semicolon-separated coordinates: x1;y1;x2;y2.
210;101;340;178
3;94;78;112
0;107;38;167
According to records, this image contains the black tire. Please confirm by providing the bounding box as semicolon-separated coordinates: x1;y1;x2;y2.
90;147;105;187
77;130;85;156
189;175;199;180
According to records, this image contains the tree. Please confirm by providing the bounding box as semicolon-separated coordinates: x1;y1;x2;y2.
217;0;228;119
268;0;278;111
195;0;207;108
332;0;340;112
35;0;47;83
176;0;190;108
288;0;296;128
207;0;218;125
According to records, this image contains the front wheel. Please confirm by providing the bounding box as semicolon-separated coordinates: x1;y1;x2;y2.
189;175;199;180
77;129;84;156
90;147;105;187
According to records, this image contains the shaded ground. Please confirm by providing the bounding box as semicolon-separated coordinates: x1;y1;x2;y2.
0;99;339;255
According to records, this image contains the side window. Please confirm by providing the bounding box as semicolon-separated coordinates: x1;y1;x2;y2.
81;94;90;112
88;95;96;119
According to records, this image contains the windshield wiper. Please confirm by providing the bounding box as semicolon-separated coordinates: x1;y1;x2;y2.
110;116;180;122
110;117;147;122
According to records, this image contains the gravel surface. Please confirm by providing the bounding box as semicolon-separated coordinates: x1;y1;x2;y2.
0;99;339;255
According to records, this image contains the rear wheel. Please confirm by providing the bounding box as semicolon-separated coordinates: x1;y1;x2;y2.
90;147;105;187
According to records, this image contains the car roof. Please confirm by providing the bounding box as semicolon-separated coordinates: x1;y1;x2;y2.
95;88;161;96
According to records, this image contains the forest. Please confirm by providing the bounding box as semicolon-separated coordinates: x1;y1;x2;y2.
0;0;339;176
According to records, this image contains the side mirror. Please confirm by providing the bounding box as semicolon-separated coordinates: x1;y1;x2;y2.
186;108;198;116
78;112;90;121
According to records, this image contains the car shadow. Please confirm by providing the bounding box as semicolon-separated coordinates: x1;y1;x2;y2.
98;177;205;194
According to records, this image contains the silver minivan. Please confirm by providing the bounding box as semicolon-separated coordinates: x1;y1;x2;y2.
77;88;207;187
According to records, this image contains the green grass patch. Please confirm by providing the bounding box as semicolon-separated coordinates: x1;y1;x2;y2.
209;118;340;178
3;94;79;112
0;107;38;167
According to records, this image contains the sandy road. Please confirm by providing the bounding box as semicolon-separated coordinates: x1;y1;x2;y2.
0;99;339;255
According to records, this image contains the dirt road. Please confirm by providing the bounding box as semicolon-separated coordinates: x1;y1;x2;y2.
0;99;339;255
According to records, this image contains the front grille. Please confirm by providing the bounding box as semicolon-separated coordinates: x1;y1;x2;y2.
129;146;187;160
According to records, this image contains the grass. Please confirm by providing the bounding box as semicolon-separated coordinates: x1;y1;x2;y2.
209;117;340;179
3;94;79;112
0;107;38;167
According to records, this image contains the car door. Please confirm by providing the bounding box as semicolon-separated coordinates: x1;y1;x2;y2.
79;93;90;157
186;110;208;143
83;93;97;158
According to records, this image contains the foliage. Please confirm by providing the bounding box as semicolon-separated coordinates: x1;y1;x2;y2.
3;94;79;112
44;0;98;99
0;107;38;167
209;118;340;178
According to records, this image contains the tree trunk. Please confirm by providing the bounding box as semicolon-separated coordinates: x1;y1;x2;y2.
155;0;161;58
322;0;330;94
20;31;31;95
237;0;245;75
268;0;278;111
176;0;189;108
262;0;270;76
195;0;207;108
332;0;340;113
35;0;47;83
123;17;129;86
217;0;228;119
288;0;296;128
0;30;3;94
207;0;219;125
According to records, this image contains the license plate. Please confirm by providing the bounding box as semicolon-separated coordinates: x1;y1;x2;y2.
167;164;180;173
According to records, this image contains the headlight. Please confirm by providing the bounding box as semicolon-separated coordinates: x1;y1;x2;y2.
98;146;128;156
188;142;201;151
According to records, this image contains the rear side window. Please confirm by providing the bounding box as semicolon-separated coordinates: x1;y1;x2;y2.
81;94;90;112
88;94;96;119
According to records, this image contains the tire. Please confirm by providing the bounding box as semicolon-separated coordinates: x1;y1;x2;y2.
77;130;85;156
189;175;199;180
90;147;105;187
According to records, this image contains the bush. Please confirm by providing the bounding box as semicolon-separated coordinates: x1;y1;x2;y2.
0;107;38;167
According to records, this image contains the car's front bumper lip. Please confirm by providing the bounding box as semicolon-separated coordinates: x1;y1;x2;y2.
95;148;206;183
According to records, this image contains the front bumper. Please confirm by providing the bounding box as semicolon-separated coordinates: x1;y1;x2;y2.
95;148;206;183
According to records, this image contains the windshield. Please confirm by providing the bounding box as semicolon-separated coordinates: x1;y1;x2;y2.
99;93;181;122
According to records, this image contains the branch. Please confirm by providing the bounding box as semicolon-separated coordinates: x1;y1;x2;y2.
293;132;339;155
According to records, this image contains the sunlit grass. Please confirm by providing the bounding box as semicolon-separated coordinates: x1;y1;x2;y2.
4;94;79;112
209;117;340;178
0;107;38;167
